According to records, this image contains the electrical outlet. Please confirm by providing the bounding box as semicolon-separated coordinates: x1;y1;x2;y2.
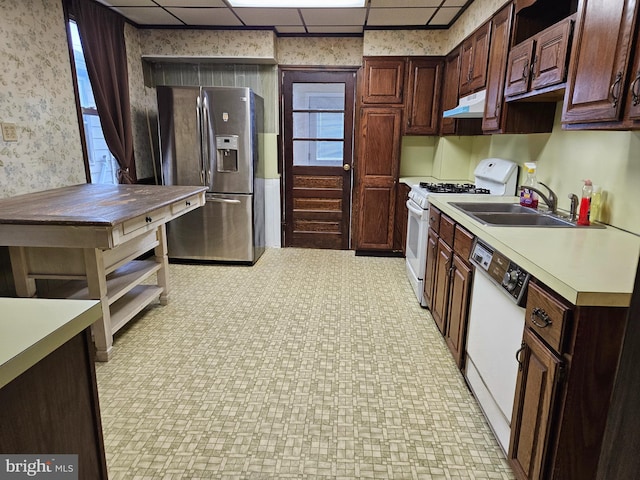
2;123;18;142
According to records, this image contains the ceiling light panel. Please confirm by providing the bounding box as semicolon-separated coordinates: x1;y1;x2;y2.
167;8;243;26
301;8;366;25
230;0;365;7
367;7;436;26
234;8;302;26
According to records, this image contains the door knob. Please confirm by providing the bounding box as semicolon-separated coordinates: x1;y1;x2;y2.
343;164;351;171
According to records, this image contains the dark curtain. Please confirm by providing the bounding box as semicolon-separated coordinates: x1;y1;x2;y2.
70;0;136;183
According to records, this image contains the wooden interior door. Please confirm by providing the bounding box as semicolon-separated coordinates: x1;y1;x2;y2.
281;69;356;249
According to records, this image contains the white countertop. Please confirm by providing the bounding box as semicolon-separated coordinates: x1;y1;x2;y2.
0;298;101;388
428;194;640;307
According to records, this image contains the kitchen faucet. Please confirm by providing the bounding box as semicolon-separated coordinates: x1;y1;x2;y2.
519;182;558;214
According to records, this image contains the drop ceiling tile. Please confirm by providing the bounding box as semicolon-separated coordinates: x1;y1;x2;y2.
429;7;460;25
234;8;302;26
96;0;156;6
275;25;308;34
306;25;363;34
166;8;243;26
301;8;366;26
367;7;436;26
156;0;226;6
112;7;185;25
442;0;469;6
369;0;441;6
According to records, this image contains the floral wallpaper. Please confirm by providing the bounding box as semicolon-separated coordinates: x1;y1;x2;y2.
363;30;449;57
0;0;85;198
446;0;506;51
138;29;277;61
277;37;363;66
125;24;159;183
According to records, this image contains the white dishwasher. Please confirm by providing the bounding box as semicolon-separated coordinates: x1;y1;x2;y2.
465;239;530;454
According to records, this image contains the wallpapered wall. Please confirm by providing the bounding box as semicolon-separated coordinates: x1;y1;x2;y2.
0;0;85;198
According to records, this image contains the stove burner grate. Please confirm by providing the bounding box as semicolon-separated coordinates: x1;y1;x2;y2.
419;182;491;194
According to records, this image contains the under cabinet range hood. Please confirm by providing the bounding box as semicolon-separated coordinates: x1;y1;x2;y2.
443;90;487;118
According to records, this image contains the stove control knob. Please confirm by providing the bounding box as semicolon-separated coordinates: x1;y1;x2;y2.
502;271;518;291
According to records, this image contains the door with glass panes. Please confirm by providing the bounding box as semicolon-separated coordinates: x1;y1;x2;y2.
281;69;356;249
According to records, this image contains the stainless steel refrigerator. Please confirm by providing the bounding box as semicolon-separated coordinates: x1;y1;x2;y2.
157;86;265;263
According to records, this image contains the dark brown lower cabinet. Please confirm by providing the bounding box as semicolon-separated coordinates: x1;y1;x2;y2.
0;329;108;479
445;253;473;368
431;237;452;334
509;328;563;480
508;281;629;480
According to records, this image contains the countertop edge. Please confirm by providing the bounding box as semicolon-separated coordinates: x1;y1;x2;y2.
428;195;640;307
0;300;102;389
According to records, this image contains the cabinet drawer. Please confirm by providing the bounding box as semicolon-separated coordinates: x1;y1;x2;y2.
122;208;167;235
171;194;200;215
525;282;572;353
439;214;455;247
428;206;441;233
453;224;473;260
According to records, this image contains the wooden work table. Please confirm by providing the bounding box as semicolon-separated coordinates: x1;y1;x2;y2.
0;184;207;361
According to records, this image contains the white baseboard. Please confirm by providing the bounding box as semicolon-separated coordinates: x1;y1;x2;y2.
264;178;281;248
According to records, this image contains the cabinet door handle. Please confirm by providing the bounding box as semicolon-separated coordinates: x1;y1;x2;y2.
522;63;528;79
530;56;537;81
515;342;526;371
145;216;153;223
531;307;552;328
631;71;640;106
610;72;623;108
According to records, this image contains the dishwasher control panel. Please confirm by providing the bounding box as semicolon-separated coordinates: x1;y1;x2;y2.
469;239;530;306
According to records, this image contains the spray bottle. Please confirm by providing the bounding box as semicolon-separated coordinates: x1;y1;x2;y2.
577;179;593;226
519;162;539;209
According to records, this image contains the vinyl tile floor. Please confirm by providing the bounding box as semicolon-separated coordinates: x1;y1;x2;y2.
95;248;515;480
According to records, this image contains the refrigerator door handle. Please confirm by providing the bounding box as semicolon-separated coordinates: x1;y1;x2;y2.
203;99;212;186
196;95;206;185
208;197;242;204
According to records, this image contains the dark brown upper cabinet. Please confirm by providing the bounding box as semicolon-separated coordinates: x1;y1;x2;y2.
459;21;492;96
504;17;574;101
441;47;483;136
562;0;638;126
404;57;443;135
361;57;406;105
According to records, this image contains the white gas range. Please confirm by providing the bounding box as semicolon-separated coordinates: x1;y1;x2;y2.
405;158;519;307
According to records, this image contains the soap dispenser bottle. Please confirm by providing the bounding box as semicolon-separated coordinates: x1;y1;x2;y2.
519;162;539;209
577;179;593;226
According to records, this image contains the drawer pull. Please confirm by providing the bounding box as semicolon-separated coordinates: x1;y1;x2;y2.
516;342;526;371
531;307;552;328
145;216;152;223
186;201;191;206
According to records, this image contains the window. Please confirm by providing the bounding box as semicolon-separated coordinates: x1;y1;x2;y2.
69;21;119;184
292;83;345;167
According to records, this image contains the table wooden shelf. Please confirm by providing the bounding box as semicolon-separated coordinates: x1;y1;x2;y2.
0;184;207;361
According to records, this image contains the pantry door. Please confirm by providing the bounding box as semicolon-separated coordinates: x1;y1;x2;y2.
281;69;356;249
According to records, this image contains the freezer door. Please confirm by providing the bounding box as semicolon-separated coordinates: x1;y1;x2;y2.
202;87;255;194
157;86;205;187
166;193;255;262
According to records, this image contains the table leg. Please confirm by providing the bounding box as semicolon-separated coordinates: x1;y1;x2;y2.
8;246;36;297
83;248;112;362
156;224;170;306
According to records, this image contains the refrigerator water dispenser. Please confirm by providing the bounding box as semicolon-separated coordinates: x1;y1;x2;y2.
216;135;239;172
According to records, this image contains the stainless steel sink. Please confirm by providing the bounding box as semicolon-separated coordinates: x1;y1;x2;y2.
470;212;576;227
450;202;604;228
450;202;538;214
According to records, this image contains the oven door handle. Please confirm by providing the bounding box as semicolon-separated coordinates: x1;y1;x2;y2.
406;200;424;217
